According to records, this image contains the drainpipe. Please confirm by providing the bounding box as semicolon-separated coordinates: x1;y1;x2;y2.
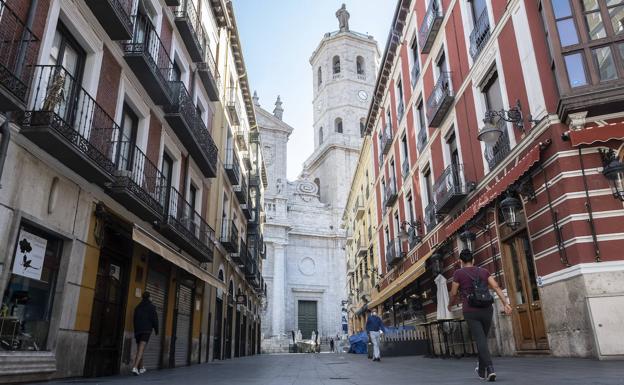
0;121;10;189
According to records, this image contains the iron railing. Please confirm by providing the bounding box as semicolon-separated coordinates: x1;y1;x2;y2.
165;80;196;129
384;178;398;207
469;8;491;60
0;0;38;108
123;13;174;100
220;218;239;252
424;201;438;233
426;71;454;127
225;146;240;183
385;238;405;267
164;186;215;258
25;65;118;174
195;115;219;172
174;0;208;61
486;120;511;170
418;0;443;53
433;163;467;213
226;86;242;124
381;122;393;155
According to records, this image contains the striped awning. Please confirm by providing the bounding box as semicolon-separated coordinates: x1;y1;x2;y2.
568;122;624;147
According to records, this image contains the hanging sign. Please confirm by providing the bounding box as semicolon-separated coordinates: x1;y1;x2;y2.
12;230;47;281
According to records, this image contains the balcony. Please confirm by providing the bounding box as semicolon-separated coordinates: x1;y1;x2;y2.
424;201;438;233
417;127;427;152
357;238;367;257
0;1;38;111
353;198;365;219
242;151;252;170
469;9;491;60
385;238;405;268
108;142;166;224
164;82;217;177
226;87;242;126
231;239;247;267
224;147;240;185
233;177;248;204
197;49;220;101
433;163;468;214
235;127;248;151
418;0;443;54
160;187;215;263
245;257;260;288
85;0;133;40
248;171;260;188
380;122;393;155
174;0;207;62
240;203;252;220
384;180;398;207
220;219;239;253
407;226;420;250
426;72;454;127
21;65;117;187
485;121;511;170
123;14;174;105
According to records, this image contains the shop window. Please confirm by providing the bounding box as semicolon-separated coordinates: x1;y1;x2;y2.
1;224;63;351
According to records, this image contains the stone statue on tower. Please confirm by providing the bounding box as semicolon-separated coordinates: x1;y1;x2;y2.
336;4;350;32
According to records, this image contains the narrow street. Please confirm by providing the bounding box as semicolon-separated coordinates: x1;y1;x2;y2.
35;353;624;385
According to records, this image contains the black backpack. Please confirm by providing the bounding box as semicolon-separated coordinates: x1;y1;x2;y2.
462;268;494;308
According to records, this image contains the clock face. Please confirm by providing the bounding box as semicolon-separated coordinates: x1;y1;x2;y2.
358;90;368;101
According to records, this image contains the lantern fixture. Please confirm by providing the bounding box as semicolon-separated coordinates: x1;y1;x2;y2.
459;228;477;252
478;100;525;145
599;149;624;202
500;194;522;230
398;220;422;244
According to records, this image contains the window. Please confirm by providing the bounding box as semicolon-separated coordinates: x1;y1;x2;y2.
2;224;63;351
118;104;138;171
360;118;366;137
592;45;618;81
470;0;487;21
189;184;198;213
335;118;343;133
356;56;365;75
423;168;433;204
416;99;427;152
317;67;322;87
172;61;182;82
319;126;324;144
314;178;321;198
162;152;174;192
396;78;405;121
393;212;400;240
447;131;460;166
554;0;579;46
435;51;447;80
333;55;341;74
401;134;409;179
406;194;415;223
582;0;607;40
564;53;589;86
410;37;420;87
386;109;392;132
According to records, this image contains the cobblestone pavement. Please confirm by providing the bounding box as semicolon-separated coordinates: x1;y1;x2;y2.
35;353;624;385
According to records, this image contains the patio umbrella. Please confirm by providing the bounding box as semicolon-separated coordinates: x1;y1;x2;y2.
435;274;453;320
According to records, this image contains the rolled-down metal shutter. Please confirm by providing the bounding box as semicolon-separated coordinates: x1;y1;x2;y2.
142;269;167;370
174;284;193;367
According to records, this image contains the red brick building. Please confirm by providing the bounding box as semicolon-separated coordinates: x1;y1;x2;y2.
362;0;624;359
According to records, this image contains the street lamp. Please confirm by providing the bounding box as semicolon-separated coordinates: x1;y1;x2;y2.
500;194;522;230
398;220;422;244
599;149;624;202
477;100;525;145
459;228;477;252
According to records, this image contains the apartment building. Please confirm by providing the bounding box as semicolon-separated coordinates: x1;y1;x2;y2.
0;0;265;381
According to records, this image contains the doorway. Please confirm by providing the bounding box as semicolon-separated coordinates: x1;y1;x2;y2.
297;300;318;340
172;282;193;367
84;226;131;377
213;297;223;360
501;232;549;351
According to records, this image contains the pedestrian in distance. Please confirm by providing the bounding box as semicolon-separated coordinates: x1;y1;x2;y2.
448;249;512;382
330;338;335;352
365;309;386;362
132;291;159;376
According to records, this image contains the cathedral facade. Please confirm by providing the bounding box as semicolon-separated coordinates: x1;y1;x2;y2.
258;6;379;352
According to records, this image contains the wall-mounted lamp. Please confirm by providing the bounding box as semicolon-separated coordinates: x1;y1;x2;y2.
459;228;477;252
477;100;525;145
500;194;522;230
599;149;624;202
398;220;422;245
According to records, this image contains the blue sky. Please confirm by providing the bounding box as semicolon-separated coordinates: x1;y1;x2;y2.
233;0;395;180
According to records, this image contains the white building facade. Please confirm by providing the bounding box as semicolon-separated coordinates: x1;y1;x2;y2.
259;6;379;352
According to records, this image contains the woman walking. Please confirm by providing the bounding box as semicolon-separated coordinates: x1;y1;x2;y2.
449;250;512;382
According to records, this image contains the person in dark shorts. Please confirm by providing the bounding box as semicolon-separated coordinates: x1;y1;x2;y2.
132;291;159;375
449;250;512;382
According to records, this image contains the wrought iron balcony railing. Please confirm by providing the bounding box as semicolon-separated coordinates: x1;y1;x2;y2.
485;120;511;170
0;0;38;111
418;0;443;54
220;218;239;253
381;122;393;155
195;116;219;177
357;238;367;257
85;0;133;40
161;186;215;263
407;226;419;250
426;71;454;127
384;178;398;207
22;65;118;186
197;47;220;101
233;177;248;204
225;146;240;185
424;201;438;233
402;159;410;180
433;163;468;214
232;239;247;267
385;238;405;267
469;8;491;60
226;86;242;126
235;126;248;151
174;0;207;62
123;13;174;105
353;197;365;219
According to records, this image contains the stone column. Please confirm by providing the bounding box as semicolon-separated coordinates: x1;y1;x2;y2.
272;244;286;336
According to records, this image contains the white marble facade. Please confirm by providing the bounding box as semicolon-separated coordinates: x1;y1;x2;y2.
259;7;379;351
